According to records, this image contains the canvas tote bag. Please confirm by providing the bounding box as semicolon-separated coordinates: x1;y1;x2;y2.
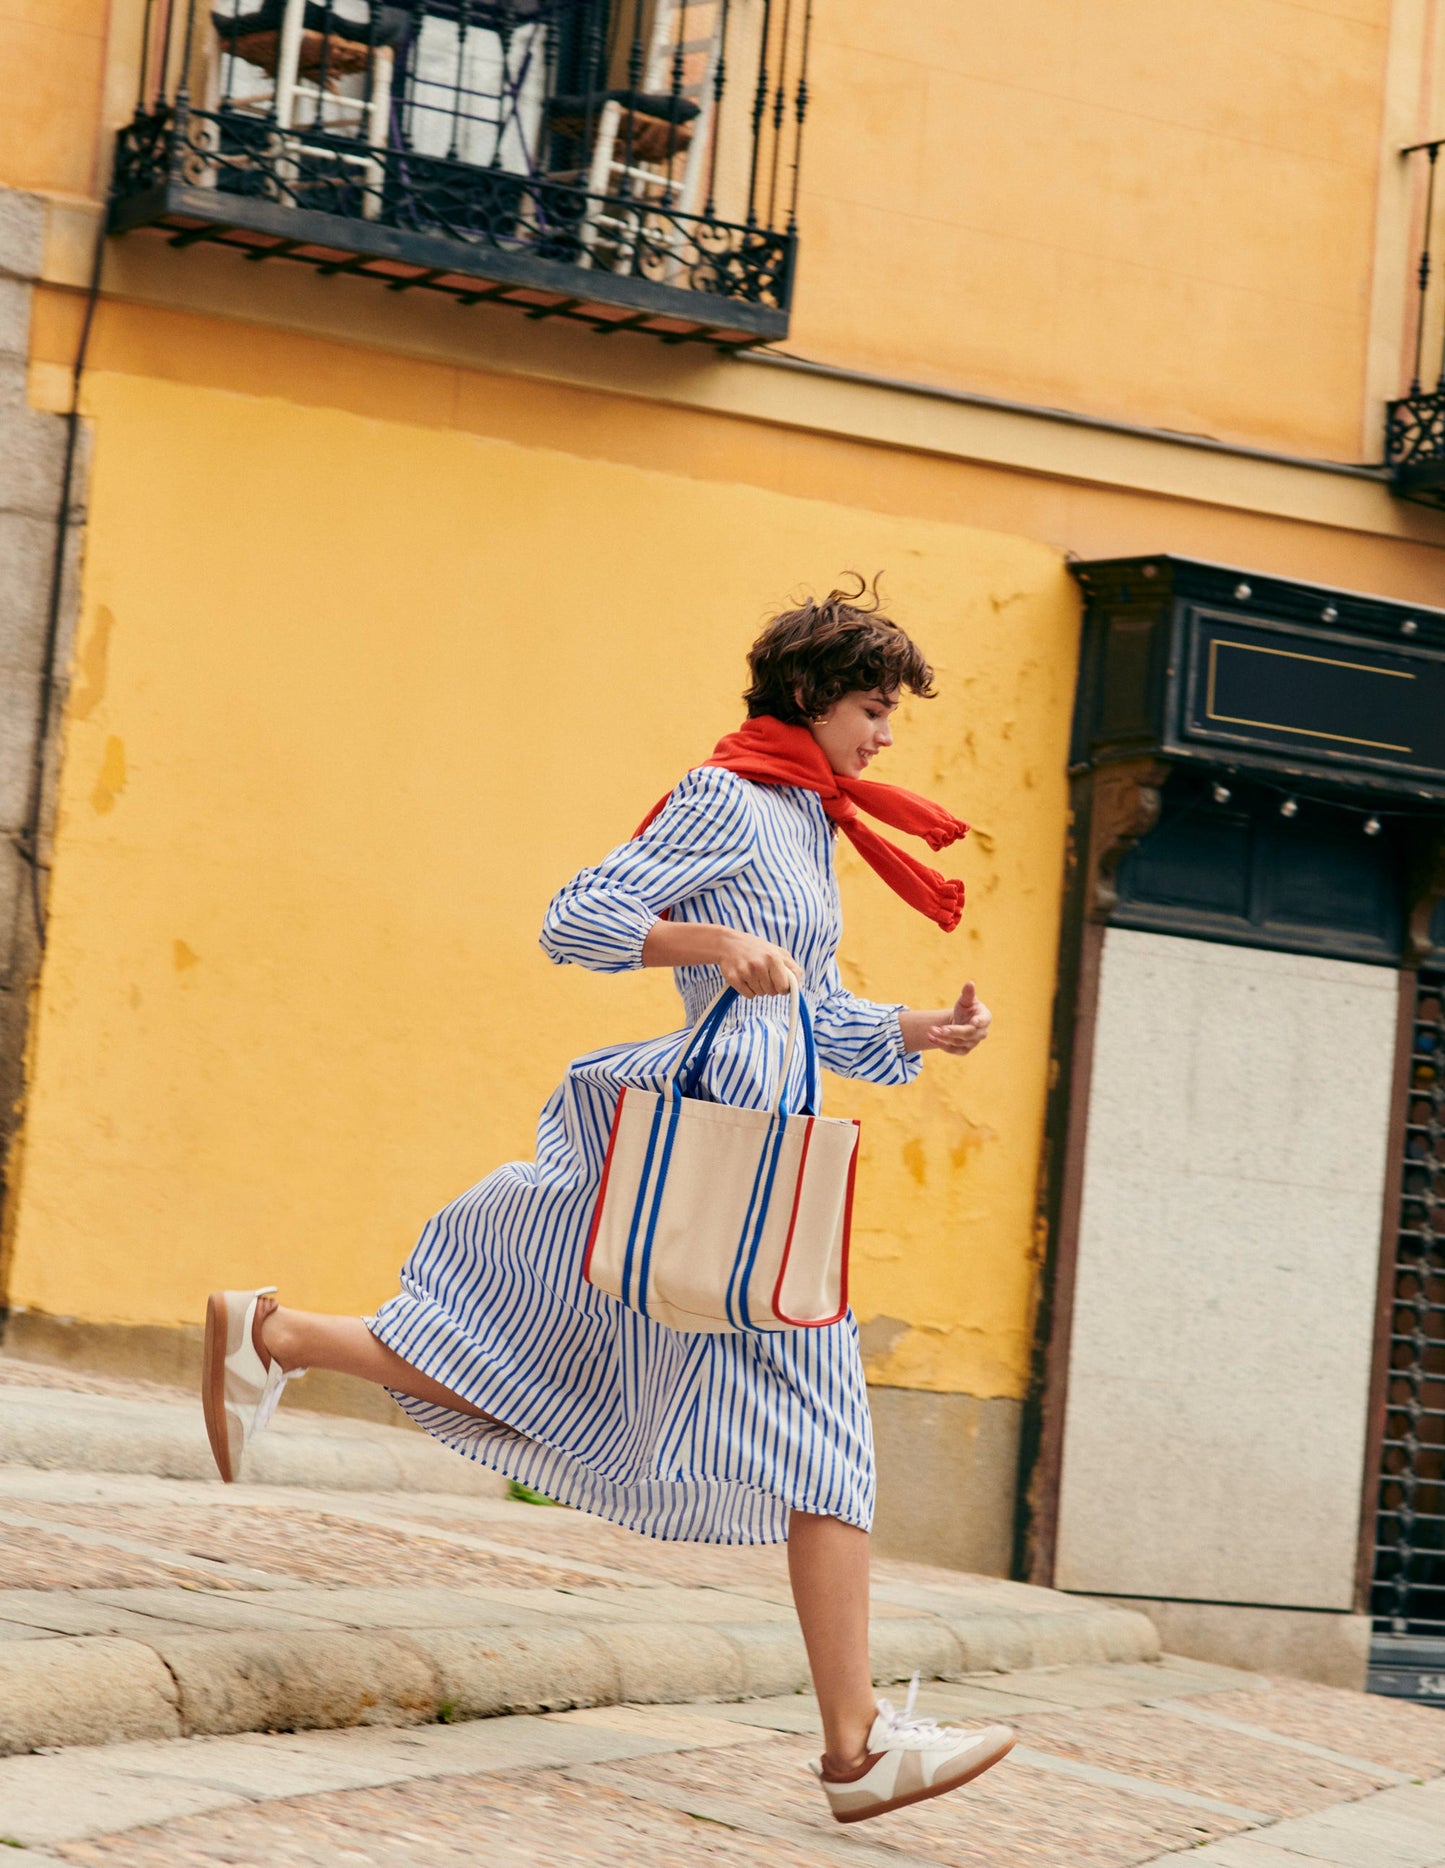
583;980;861;1333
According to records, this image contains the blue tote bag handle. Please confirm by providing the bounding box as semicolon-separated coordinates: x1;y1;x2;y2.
666;977;820;1117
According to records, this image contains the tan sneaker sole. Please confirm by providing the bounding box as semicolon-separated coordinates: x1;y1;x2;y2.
829;1728;1016;1824
201;1290;245;1484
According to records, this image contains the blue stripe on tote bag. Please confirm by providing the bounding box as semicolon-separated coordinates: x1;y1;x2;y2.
582;980;861;1334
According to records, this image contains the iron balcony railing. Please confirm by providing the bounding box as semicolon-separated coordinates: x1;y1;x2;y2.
111;0;812;347
1387;137;1445;506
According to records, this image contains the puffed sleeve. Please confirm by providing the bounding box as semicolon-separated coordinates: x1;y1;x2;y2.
811;956;923;1085
539;767;756;974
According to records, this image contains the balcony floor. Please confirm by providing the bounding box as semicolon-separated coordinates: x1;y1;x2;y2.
110;178;788;350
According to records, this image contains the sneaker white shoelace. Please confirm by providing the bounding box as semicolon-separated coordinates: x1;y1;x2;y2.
873;1674;952;1750
252;1355;305;1432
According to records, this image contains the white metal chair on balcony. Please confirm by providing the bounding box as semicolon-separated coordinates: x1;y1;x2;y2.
553;0;724;279
207;0;396;221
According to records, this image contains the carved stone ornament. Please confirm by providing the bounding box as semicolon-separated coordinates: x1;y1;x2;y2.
1085;759;1170;923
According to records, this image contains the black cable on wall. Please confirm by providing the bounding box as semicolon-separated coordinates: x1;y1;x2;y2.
15;208;109;956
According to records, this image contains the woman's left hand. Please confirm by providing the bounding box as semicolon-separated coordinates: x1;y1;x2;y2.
925;980;993;1054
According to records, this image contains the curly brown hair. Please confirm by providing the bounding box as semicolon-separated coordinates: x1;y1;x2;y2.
742;574;937;723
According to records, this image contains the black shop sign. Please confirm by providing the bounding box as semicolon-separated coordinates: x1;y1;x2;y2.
1182;609;1445;786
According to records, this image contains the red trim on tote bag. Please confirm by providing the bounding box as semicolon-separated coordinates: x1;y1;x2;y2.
582;1086;628;1285
771;1116;860;1329
836;1119;862;1319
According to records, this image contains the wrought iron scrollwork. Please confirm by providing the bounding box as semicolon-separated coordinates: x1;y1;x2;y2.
109;1;808;340
1387;391;1445;509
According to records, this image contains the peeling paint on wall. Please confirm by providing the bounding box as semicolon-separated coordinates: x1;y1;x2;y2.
89;735;125;814
859;1313;910;1364
70;608;114;721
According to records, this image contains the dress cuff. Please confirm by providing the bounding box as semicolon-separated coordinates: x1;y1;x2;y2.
617;908;656;972
893;1009;925;1082
537;890;657;973
588;893;656;972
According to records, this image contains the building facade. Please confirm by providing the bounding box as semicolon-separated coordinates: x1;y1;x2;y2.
2;0;1444;1696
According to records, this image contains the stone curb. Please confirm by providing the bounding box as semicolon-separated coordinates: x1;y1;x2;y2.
0;1387;504;1497
0;1638;181;1754
0;1607;1159;1757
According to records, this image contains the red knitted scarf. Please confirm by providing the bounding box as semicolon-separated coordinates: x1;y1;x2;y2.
635;715;968;931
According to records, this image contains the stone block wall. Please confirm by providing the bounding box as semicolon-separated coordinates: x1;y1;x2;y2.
0;185;86;1255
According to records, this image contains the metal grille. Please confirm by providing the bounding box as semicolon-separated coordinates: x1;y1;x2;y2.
1370;969;1445;1696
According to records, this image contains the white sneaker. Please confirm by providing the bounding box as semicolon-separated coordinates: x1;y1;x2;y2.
201;1287;307;1483
811;1676;1015;1825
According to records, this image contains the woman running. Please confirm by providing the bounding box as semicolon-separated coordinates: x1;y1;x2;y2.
202;577;1012;1824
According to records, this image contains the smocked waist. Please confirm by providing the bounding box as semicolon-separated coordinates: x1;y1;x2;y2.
677;974;822;1030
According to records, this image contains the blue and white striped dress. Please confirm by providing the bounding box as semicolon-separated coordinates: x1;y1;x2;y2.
370;766;923;1543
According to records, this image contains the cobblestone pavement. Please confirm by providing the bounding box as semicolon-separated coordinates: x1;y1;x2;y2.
1;1669;1442;1867
3;1355;1442;1863
0;1350;1114;1614
0;1354;1163;1773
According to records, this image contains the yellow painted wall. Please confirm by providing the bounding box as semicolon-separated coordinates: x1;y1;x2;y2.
800;0;1396;457
9;0;1442;1414
5;0;1420;460
0;0;110;197
5;368;1077;1401
30;290;1445;606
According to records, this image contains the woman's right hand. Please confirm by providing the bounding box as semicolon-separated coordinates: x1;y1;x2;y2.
716;929;803;999
641;920;802;995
